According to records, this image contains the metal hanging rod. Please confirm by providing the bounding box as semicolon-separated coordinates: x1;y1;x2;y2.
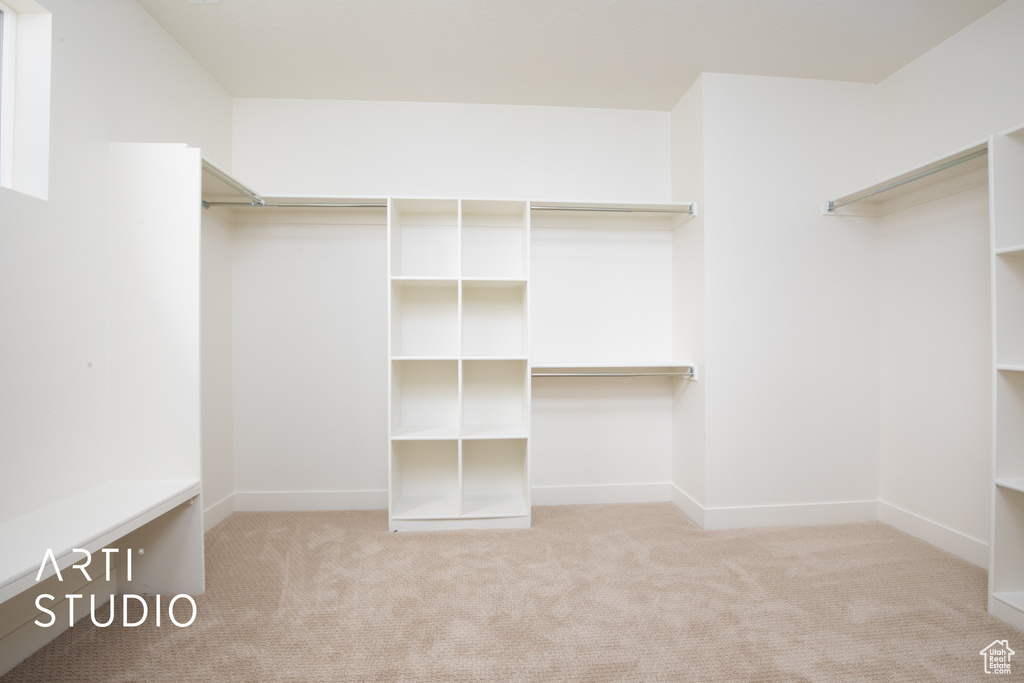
826;148;988;212
202;200;387;209
532;370;696;379
202;161;264;207
531;204;694;215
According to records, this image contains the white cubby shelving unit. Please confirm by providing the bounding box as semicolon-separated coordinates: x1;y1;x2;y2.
990;122;1024;630
387;198;532;531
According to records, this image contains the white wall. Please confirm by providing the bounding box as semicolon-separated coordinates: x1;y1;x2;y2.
230;210;388;510
699;74;881;525
0;0;231;523
232;98;670;202
877;187;991;563
879;0;1024;176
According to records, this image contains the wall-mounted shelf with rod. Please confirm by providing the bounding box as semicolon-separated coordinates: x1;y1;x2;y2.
824;141;989;217
201;158;386;212
532;362;696;380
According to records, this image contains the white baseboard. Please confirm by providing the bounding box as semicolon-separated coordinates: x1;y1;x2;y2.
234;490;388;512
531;483;671;506
203;493;236;532
670;484;705;528
879;501;988;569
702;499;879;530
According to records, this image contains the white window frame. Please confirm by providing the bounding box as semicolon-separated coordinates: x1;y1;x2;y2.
0;0;16;187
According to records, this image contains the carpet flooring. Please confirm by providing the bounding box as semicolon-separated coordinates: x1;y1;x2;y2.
2;503;1022;681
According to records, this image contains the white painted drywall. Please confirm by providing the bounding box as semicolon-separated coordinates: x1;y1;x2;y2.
232;99;670;202
699;74;881;516
230;216;388;502
0;0;231;523
878;186;992;547
878;0;1024;176
530;377;673;492
202;209;235;521
670;76;707;512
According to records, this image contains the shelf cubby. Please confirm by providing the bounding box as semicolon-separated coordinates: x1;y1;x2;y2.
391;279;459;357
992;487;1024;602
461;200;527;279
461;281;527;357
461;439;528;517
996;252;1024;367
390;198;459;278
992;130;1024;250
462;359;527;438
391;360;459;439
391;440;460;519
996;370;1024;481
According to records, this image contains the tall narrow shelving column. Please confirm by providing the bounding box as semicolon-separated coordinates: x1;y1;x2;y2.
990;124;1024;630
388;198;530;531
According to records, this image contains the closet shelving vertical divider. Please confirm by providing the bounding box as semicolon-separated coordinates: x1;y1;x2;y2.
388;198;531;531
989;122;1024;630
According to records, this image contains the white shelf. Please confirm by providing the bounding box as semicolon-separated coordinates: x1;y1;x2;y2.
532;361;690;369
391;425;462;440
530;201;694;231
996;245;1024;256
460;494;528;518
996;479;1024;494
390;276;459;283
997;365;1024;373
825;140;989;217
461;424;528;439
391;494;461;519
0;479;200;604
993;591;1024;612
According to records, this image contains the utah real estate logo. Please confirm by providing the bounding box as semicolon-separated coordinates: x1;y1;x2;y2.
980;640;1015;675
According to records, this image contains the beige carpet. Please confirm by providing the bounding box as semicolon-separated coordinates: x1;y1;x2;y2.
2;503;1021;682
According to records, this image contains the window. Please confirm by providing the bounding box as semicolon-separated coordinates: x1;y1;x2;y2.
0;0;49;199
0;0;14;187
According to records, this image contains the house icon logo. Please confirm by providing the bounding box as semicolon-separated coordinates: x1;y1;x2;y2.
980;640;1015;675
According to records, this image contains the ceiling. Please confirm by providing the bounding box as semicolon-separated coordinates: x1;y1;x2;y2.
136;0;1006;111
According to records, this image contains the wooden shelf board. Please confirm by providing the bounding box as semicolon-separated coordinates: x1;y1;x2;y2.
391;425;461;440
460;494;529;518
461;425;528;440
0;479;201;603
391;494;460;519
996;478;1024;494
